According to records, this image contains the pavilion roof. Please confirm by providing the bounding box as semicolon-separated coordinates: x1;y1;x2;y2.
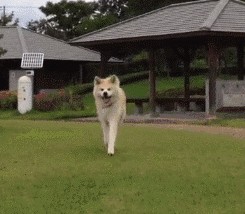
71;0;245;47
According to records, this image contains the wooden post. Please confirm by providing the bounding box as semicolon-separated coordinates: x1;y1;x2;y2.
174;47;191;111
148;49;157;116
208;42;219;115
99;51;110;78
237;43;244;80
183;47;191;111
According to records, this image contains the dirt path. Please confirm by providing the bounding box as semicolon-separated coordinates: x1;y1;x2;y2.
74;116;245;140
136;123;245;140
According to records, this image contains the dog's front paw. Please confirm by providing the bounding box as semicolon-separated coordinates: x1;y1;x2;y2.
107;145;114;156
107;148;114;156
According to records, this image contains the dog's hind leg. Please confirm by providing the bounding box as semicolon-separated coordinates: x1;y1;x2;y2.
108;121;118;155
101;121;109;148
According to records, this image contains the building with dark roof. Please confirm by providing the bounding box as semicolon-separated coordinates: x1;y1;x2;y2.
0;26;119;91
71;0;245;115
71;0;245;48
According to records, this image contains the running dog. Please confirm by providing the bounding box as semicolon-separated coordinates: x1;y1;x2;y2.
93;75;126;155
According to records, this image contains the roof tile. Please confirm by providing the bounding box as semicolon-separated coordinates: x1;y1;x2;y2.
71;0;245;45
0;26;116;62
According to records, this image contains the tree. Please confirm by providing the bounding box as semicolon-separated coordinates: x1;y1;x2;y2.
76;0;129;35
98;0;128;20
0;11;19;26
29;0;97;40
76;14;119;35
127;0;197;16
27;19;67;39
0;34;7;57
28;0;129;40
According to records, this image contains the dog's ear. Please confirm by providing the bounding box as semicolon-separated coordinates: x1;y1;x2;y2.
94;76;101;85
110;75;120;85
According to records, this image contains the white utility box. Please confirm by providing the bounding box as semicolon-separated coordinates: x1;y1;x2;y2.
18;76;33;114
17;52;44;114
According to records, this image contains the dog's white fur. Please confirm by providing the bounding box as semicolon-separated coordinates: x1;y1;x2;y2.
93;75;126;155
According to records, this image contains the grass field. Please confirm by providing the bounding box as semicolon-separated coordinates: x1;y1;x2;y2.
0;120;244;213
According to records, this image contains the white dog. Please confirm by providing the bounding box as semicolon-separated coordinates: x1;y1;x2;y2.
93;75;126;155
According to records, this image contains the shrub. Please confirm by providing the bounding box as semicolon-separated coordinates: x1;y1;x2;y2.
157;87;205;98
34;90;83;111
67;83;93;96
0;91;17;110
66;71;149;96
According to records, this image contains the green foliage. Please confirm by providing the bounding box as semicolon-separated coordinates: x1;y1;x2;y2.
0;46;7;57
0;91;17;110
222;47;237;68
77;14;119;35
0;10;19;26
122;75;206;99
98;0;128;19
0;34;7;57
157;87;205;98
34;90;83;111
191;59;208;69
127;0;196;16
119;71;149;84
66;71;149;96
66;83;94;96
28;0;96;40
27;19;67;39
131;51;148;62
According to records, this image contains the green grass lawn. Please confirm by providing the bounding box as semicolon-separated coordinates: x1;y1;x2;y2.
193;112;245;128
122;75;206;98
1;120;244;213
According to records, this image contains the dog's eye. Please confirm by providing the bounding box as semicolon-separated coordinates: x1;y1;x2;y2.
108;88;111;91
100;89;104;91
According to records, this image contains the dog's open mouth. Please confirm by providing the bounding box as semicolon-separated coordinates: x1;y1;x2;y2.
102;96;111;104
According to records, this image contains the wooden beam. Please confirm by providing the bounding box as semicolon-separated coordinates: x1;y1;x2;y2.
237;43;244;80
208;42;220;115
183;47;191;111
174;47;192;111
148;49;157;116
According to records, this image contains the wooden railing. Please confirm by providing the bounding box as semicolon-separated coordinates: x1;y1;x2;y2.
127;97;205;114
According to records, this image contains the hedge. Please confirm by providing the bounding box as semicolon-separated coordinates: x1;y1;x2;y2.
67;71;149;96
0;91;17;110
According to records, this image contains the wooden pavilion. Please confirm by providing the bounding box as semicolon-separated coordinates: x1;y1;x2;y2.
70;0;245;115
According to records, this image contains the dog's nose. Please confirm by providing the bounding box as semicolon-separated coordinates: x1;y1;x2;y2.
103;91;108;98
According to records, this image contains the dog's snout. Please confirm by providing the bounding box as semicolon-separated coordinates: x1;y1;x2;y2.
103;91;108;98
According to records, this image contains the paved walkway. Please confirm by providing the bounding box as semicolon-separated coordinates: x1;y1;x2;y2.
73;112;215;124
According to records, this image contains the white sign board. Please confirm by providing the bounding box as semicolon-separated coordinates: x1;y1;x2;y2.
216;80;245;108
